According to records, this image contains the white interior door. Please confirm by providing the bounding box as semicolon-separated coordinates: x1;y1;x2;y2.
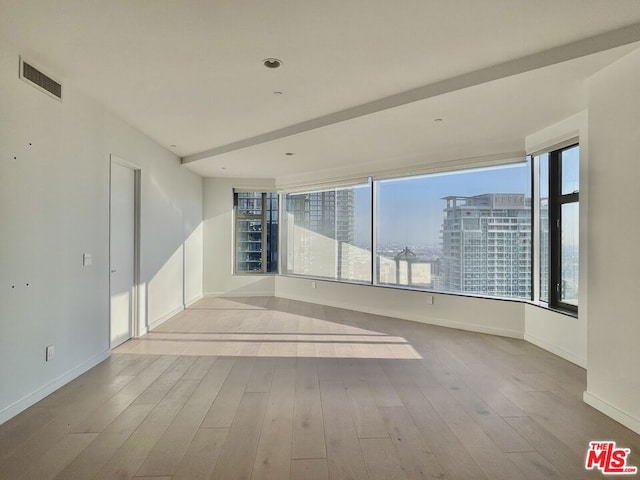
110;161;136;348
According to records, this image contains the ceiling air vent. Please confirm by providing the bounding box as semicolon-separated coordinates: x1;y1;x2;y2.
19;56;63;101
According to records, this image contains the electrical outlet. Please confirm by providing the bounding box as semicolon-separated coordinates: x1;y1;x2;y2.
425;295;434;305
311;281;316;289
83;253;92;266
46;344;55;362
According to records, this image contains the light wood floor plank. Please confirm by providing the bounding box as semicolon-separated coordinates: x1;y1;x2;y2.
2;296;639;480
132;477;172;480
201;357;254;428
183;356;217;380
211;392;269;480
506;451;568;480
246;357;276;393
54;403;155;480
320;380;369;480
69;355;179;433
421;385;526;480
379;405;447;479
339;358;389;439
173;427;228;480
18;432;98;480
292;358;326;460
460;373;527;418
251;366;296;479
366;361;404;408
396;384;487;480
133;355;197;405
0;407;54;460
360;437;407;480
135;357;236;476
33;354;136;409
93;378;201;480
290;458;329;480
505;416;601;480
440;378;534;453
0;374;137;479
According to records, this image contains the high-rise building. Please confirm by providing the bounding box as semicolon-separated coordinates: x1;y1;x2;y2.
285;189;356;279
441;194;531;299
235;192;278;273
540;197;550;301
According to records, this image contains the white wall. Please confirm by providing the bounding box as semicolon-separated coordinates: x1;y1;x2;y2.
584;48;640;434
0;40;203;423
104;115;204;331
276;276;525;338
523;112;588;367
203;177;275;296
524;305;586;367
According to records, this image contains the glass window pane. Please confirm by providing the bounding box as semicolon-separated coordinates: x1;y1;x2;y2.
236;219;263;272
237;192;263;215
539;153;549;302
234;192;278;274
281;184;371;283
561;202;579;306
561;145;579;195
375;161;531;299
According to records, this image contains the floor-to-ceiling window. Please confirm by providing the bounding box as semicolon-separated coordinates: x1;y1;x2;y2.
236;151;579;312
375;161;531;299
280;183;372;283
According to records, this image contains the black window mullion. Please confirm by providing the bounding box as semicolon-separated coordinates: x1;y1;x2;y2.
549;145;579;313
549;149;561;309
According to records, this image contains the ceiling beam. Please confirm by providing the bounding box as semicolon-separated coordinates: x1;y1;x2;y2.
182;22;640;165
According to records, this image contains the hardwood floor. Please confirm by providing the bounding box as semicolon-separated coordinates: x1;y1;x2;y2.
1;296;638;479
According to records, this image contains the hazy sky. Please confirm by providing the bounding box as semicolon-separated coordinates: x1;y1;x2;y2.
354;161;532;246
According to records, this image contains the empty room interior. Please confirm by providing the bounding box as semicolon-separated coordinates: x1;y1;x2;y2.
2;1;640;479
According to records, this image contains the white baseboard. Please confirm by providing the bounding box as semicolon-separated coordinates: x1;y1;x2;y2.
148;305;184;332
524;333;587;368
584;391;640;435
278;292;523;339
185;293;204;308
0;349;111;426
204;291;274;298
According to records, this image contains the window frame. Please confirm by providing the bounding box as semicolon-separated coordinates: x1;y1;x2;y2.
233;192;278;275
231;155;581;311
548;144;579;313
280;183;373;284
373;165;532;300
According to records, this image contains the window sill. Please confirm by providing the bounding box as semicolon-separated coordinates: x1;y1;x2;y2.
279;273;532;304
527;301;579;319
232;272;279;277
278;274;579;317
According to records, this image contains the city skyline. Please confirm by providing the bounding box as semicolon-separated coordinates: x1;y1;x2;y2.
355;161;531;246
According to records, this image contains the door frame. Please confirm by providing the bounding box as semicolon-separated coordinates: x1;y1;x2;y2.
109;154;142;348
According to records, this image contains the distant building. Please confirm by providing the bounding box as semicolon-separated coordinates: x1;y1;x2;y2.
441;194;531;298
285;189;357;280
540;198;549;301
235;192;278;273
377;246;439;288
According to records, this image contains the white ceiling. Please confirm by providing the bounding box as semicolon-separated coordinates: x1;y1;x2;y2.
2;0;640;180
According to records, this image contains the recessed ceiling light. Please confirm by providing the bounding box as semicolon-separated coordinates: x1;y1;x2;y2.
434;118;444;122
263;58;282;69
285;152;295;156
